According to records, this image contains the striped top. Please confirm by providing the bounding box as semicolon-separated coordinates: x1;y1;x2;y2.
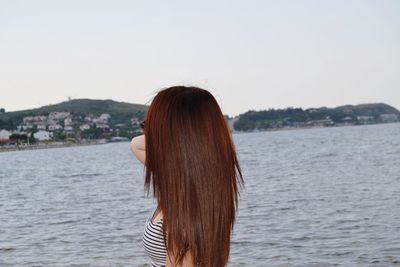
142;208;167;267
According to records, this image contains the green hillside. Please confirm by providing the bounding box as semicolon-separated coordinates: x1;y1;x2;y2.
233;103;400;131
0;98;149;130
1;100;399;134
332;103;400;116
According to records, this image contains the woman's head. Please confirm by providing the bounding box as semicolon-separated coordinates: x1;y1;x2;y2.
143;86;244;266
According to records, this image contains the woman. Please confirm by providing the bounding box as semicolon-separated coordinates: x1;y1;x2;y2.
130;86;244;267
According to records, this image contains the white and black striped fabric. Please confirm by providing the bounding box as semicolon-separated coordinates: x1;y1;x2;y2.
142;208;167;267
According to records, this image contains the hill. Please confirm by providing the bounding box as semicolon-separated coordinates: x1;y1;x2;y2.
233;103;400;131
0;98;149;130
1;100;399;135
332;103;400;116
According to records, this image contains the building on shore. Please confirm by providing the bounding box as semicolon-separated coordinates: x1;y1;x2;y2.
96;123;109;129
64;117;73;126
80;124;91;130
305;118;334;127
37;124;47;130
48;124;63;131
84;115;94;122
64;126;74;132
0;129;12;142
131;117;140;126
20;124;34;130
357;116;374;121
33;130;53;141
100;113;111;120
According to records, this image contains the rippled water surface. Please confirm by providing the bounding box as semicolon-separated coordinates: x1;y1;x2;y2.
1;123;400;266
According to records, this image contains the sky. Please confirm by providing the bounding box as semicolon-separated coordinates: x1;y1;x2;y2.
1;0;399;117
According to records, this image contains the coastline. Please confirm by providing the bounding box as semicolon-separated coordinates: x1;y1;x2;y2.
231;121;400;134
2;122;399;152
0;139;127;153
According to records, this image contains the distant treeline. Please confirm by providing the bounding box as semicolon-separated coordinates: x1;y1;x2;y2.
233;103;400;131
1;100;399;134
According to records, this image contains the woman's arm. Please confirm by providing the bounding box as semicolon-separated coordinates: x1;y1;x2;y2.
130;134;146;165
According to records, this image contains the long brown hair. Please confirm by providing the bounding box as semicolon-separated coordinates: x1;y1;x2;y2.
143;86;244;266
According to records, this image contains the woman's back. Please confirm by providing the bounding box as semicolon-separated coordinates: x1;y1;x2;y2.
132;86;244;266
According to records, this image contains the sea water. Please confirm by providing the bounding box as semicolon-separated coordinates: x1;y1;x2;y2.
1;123;399;266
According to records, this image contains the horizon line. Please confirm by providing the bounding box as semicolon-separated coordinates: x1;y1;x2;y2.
2;97;399;117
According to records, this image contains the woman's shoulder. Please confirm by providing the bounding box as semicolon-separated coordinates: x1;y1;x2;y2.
151;206;164;224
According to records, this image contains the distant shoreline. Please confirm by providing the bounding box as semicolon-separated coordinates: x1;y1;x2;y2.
231;121;400;134
0;139;128;153
2;122;399;153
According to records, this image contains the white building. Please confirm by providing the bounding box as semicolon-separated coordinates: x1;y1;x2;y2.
48;124;63;131
64;118;73;126
341;116;353;121
47;119;58;125
96;123;109;129
34;130;52;141
131;117;140;125
100;113;111;120
79;124;91;130
37;124;47;130
84;115;94;122
93;118;105;124
64;126;74;132
0;129;11;140
22;124;34;130
357;116;374;121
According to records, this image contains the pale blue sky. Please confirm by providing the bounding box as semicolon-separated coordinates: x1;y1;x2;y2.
1;0;399;116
